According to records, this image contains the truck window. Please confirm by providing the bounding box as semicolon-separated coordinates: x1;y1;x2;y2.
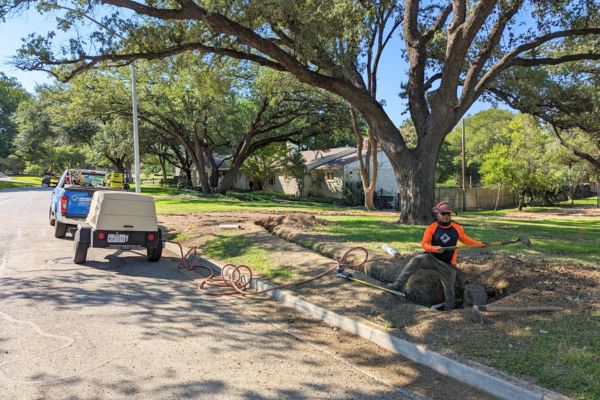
83;174;106;187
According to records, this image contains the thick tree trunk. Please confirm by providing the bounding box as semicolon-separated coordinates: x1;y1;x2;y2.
218;156;247;194
378;130;440;225
366;113;444;225
191;138;211;193
205;150;220;191
183;166;193;187
217;136;254;194
218;169;237;194
158;155;168;182
393;153;438;224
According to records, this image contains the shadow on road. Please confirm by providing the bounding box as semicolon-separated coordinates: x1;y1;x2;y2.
1;253;426;399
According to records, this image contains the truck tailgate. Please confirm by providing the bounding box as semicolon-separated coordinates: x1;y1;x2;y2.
65;189;94;218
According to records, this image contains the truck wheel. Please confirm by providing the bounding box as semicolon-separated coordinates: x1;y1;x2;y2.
49;207;56;226
73;236;89;264
147;230;162;262
54;221;68;238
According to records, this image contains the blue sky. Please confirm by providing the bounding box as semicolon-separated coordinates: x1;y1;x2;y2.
0;7;498;126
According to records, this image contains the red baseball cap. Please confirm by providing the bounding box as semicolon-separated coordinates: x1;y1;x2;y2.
434;202;453;214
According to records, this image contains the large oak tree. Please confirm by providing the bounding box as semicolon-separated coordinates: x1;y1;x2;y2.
3;0;598;222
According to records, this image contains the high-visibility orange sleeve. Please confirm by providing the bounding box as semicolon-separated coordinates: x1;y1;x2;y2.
453;223;485;247
421;223;438;252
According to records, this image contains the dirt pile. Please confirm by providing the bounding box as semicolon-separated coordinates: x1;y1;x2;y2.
460;253;600;306
256;214;333;231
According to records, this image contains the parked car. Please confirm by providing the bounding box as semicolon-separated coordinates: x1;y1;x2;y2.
41;175;59;187
49;169;108;238
73;191;163;264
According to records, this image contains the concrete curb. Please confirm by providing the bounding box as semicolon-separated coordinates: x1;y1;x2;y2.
165;242;570;400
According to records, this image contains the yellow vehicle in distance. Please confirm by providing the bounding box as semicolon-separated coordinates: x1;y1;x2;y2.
104;172;125;189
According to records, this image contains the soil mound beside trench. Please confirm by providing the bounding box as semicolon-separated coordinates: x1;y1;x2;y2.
256;213;334;231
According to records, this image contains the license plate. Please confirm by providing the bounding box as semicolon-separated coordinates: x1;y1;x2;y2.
107;234;128;243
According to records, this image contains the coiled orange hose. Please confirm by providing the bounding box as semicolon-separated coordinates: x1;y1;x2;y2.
170;241;369;297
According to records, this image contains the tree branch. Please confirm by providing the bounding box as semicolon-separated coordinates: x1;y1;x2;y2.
19;42;285;81
474;28;600;99
459;0;523;111
550;124;600;170
422;4;452;43
511;52;600;67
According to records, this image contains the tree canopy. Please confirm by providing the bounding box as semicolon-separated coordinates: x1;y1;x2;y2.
0;73;29;161
2;0;598;221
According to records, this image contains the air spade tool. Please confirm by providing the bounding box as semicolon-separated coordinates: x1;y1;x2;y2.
336;268;406;298
336;247;406;298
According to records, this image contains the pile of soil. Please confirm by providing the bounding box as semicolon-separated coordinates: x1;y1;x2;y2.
256;213;333;231
459;253;600;307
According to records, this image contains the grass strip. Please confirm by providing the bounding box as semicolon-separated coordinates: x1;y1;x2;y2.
203;233;297;281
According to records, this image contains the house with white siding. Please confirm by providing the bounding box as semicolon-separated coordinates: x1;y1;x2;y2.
260;145;399;207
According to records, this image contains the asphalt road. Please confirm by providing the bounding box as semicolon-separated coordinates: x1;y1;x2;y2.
0;188;490;400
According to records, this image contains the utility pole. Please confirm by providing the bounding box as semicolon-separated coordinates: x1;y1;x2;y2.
131;63;141;194
461;119;466;211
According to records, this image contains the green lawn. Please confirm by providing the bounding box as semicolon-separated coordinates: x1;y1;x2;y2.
0;180;34;189
203;232;297;281
0;175;43;189
453;310;600;400
145;185;343;213
316;207;600;266
462;197;598;216
6;175;43;185
135;184;184;196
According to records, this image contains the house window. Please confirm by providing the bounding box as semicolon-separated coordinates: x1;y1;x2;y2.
268;177;275;185
325;171;335;181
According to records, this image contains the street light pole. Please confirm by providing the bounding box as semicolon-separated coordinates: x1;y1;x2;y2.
130;63;141;194
461;119;466;211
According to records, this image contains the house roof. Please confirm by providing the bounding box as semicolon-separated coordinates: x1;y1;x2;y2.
306;143;382;170
301;147;357;170
313;151;361;169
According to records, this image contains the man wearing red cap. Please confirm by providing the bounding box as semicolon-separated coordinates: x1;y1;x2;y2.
391;202;487;310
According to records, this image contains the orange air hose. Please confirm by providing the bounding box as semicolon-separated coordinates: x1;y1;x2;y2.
169;241;369;297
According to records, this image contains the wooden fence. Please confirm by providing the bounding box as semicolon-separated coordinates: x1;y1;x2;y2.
434;187;518;211
387;187;517;211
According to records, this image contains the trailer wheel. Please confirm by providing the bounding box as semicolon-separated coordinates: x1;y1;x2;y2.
73;231;89;264
49;207;56;226
54;221;67;238
147;230;162;262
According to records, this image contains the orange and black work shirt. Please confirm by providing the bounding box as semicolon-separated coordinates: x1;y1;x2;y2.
421;222;485;265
